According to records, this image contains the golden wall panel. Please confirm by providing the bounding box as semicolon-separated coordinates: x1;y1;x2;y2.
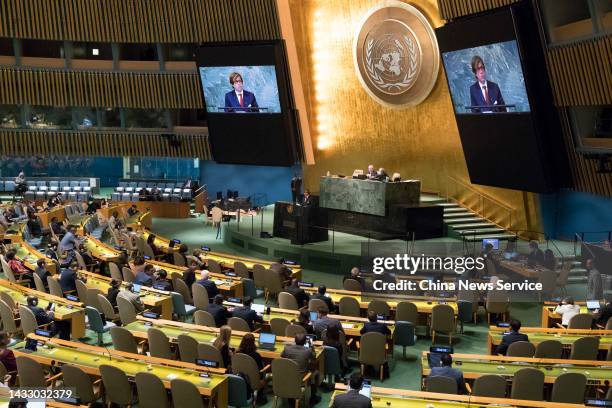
0;0;280;42
288;0;543;234
0;130;211;159
437;0;518;20
547;36;612;106
0;68;203;109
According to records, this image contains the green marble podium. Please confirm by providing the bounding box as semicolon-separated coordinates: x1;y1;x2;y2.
319;176;420;216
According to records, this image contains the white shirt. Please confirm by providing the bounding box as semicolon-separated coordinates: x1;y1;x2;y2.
235;91;244;105
479;81;489;102
554;304;581;326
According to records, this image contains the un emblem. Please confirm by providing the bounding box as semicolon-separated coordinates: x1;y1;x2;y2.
354;1;439;108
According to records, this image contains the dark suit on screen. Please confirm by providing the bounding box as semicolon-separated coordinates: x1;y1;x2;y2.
469;80;506;113
224;90;259;112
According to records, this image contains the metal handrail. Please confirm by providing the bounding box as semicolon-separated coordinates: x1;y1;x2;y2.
445;175;514;230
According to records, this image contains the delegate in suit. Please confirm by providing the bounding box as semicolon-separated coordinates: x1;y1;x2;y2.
469;55;507;113
224;72;259;112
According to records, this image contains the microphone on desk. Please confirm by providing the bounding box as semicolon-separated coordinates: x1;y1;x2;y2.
104;344;113;361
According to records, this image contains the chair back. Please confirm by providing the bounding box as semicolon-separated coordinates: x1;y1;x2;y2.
86;288;103;311
264;269;284;298
122;267;135;283
285;324;307;337
75;279;88;303
61;364;96;403
278;292;298;310
606;316;612;330
568;313;593;329
207;259;222;274
99;364;133;406
537;269;557;300
173;252;186;267
510;367;544;401
308;298;328;313
486;290;509;314
472;374;506;398
570;336;600;360
0;300;18;333
358;332;387;366
393;321;416;347
117;296;137;324
170;379;205;408
252;264;267;289
232;353;263;391
233;262;250;278
48;277;64;298
97;294;119;320
110;326;139;354
534;340;563;359
178;334;198;363
270;318;290;336
271;358;306;399
0;292;16;310
74;251;87;270
227;374;251;407
192;283;210;310
228;317;251;332
431;304;455;333
242;278;257;300
33;273;47;293
551;372;587;404
1;257;17;283
18;305;39;336
343;279;362;291
171;292;189;319
174;278;193;305
85;306;106;333
457;300;474;323
556;262;571;286
197;343;225;368
338;296;361;317
108;262;123;281
194;310;216;327
135;372;170;408
16;355;46;387
396;302;418;323
148;327;174;359
323;345;343;376
367;300;390;316
426;376;457;394
507;341;536;357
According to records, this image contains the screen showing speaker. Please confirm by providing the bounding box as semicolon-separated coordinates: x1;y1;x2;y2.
442;40;530;114
436;3;569;193
196;41;300;166
199;65;282;114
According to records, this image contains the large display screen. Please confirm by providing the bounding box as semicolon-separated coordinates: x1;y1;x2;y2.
436;3;569;193
442;40;531;114
199;65;282;114
196;42;301;166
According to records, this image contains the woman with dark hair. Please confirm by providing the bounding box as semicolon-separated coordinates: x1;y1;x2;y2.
106;279;121;308
130;255;146;275
213;325;233;369
324;325;346;371
146;234;162;256
237;333;263;370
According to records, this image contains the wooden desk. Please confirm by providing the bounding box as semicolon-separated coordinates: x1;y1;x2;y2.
498;258;547;279
541;301;590;328
9;238;58;274
130;201;190;219
97;203;129;220
488;326;612;353
198;250;303;280
77;270;174;319
124;316;324;368
0;279;85;339
13;334;228;408
332;383;585;408
81;235;124;263
36;205;67;228
420;351;612;385
147;259;244;298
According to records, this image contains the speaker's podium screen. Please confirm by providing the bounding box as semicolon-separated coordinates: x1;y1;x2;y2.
196;42;299;166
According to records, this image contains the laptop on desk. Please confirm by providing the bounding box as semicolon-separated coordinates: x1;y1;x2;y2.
258;332;276;351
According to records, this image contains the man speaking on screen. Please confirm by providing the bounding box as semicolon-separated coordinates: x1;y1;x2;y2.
469;56;506;113
224;72;259;112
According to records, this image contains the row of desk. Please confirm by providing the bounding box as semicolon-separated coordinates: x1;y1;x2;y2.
488;326;612;353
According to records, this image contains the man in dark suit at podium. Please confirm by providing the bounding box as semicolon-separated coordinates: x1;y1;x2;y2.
224;72;259;112
301;190;314;206
469;55;506;113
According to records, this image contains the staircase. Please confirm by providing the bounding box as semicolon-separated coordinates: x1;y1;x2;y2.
425;196;515;242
